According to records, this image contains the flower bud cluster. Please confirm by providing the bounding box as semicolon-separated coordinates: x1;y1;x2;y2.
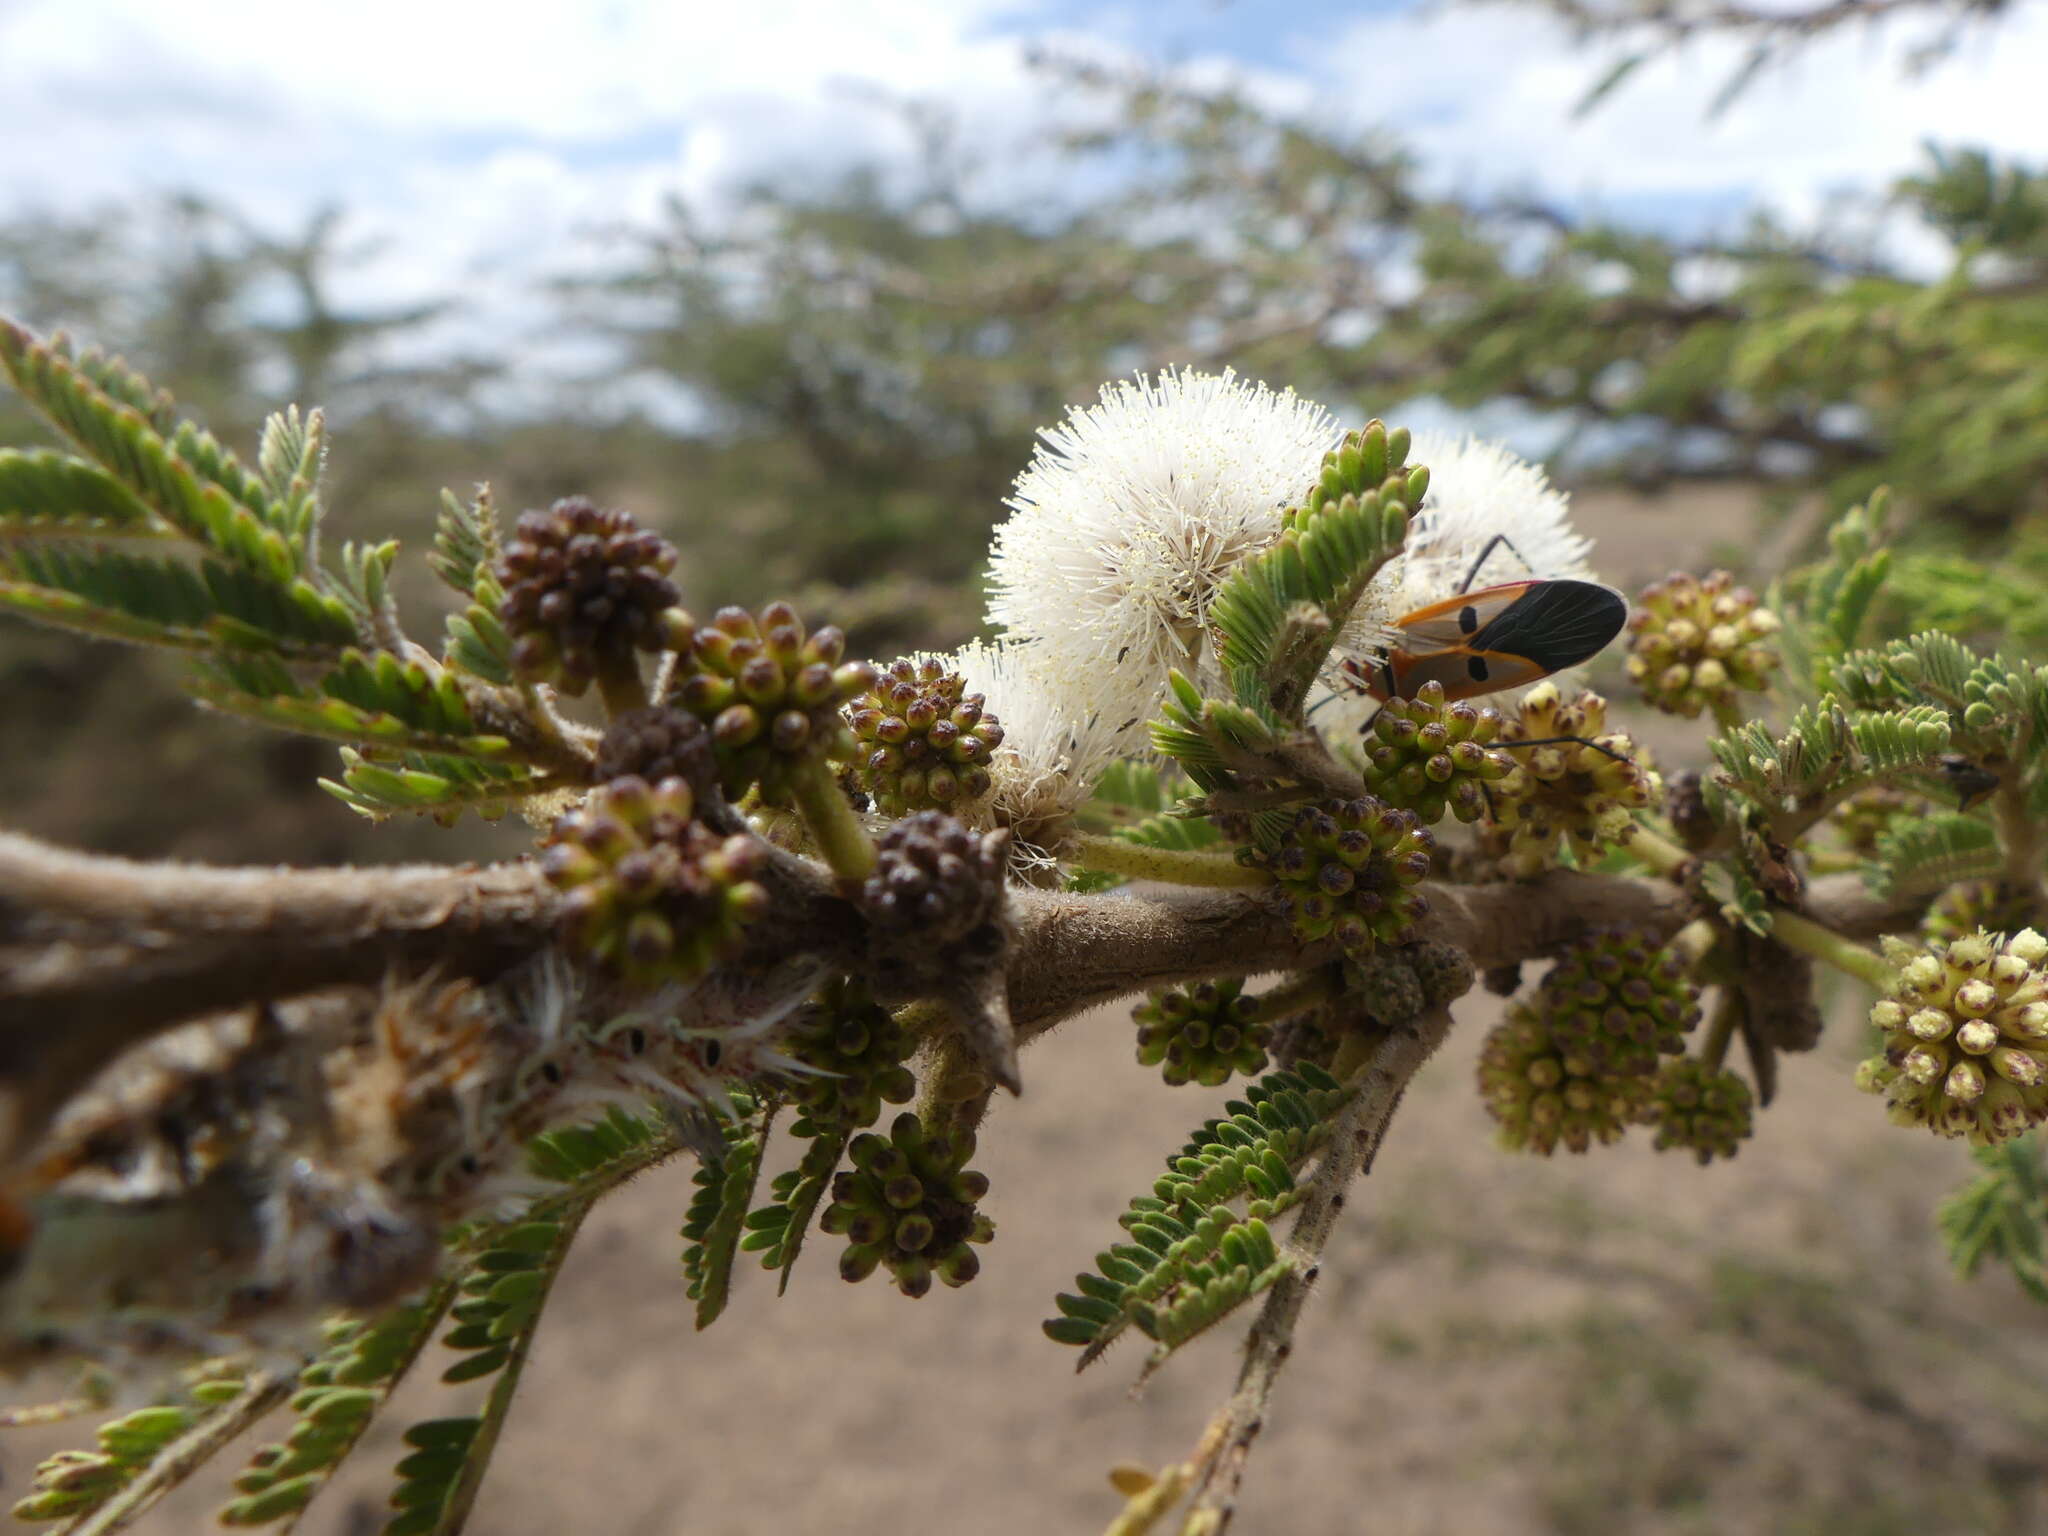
1360;680;1512;824
1133;979;1272;1087
497;497;686;695
1538;928;1700;1078
540;775;767;985
1245;797;1434;956
592;706;718;798
1644;1058;1754;1164
860;811;1006;945
1484;684;1657;878
1477;1004;1651;1155
847;658;1005;816
784;979;917;1134
1626;570;1780;718
821;1111;994;1297
1857;928;2048;1145
669;602;877;804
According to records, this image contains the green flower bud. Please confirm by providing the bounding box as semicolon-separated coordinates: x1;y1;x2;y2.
1483;684;1659;878
1134;979;1272;1087
541;775;767;984
846;657;1006;816
783;978;918;1134
1858;927;2048;1144
1360;679;1513;824
1535;928;1701;1078
1244;796;1433;957
669;602;878;804
1643;1058;1754;1164
1477;1003;1651;1155
1626;570;1780;718
496;497;685;697
821;1111;994;1298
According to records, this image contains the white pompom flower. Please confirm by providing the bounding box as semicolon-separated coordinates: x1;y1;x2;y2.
1369;432;1594;623
945;638;1152;858
987;368;1340;699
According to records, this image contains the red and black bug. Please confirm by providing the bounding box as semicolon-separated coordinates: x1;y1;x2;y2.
1341;534;1628;704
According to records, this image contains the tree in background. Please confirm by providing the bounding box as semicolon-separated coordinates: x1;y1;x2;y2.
2;4;2048;1530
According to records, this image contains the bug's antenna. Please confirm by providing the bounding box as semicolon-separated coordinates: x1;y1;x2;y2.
1498;734;1632;765
1456;532;1536;595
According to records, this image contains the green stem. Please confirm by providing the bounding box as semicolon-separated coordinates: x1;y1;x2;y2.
1668;917;1719;968
1698;988;1740;1074
789;758;876;887
1708;696;1749;737
1992;776;2048;909
1248;968;1339;1025
1768;908;1895;991
1627;821;1694;877
1068;832;1271;889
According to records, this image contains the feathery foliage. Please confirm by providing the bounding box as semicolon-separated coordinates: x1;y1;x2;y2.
1045;1064;1350;1372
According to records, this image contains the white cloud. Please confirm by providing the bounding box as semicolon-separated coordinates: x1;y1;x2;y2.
1314;4;2048;220
3;0;2044;409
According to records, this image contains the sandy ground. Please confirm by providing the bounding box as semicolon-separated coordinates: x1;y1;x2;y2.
9;485;2048;1534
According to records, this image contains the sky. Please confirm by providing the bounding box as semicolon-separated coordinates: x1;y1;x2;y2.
2;0;2044;415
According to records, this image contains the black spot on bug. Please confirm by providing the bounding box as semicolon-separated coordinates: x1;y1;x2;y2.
1458;605;1479;634
1467;655;1490;683
702;1040;724;1068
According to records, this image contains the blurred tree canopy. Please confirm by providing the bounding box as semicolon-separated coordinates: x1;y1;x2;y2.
5;47;2046;856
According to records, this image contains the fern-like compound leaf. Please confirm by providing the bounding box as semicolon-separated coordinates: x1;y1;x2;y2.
13;1372;289;1533
1045;1064;1351;1372
219;1283;457;1530
0;323;300;581
381;1110;673;1536
741;1127;847;1291
680;1101;770;1329
1935;1131;2048;1305
1205;441;1411;721
1865;813;2002;899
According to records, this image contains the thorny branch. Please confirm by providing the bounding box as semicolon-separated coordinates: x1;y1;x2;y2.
0;817;1928;1174
1186;997;1460;1531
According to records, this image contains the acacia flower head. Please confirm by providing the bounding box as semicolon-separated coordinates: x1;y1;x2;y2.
987;368;1338;698
945;638;1151;852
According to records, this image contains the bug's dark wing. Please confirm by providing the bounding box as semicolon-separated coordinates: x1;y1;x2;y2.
1468;580;1628;673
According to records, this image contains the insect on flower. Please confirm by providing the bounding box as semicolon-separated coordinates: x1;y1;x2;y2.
1345;535;1629;705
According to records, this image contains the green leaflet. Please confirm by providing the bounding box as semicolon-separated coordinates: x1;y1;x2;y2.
429;489;517;684
192;648;513;763
12;1375;288;1530
322;747;543;823
1044;1064;1351;1372
379;1110;673;1536
1865;813;2002;899
0;544;358;653
741;1128;847;1291
1204;421;1415;723
219;1284;457;1530
254;406;325;550
1935;1132;2048;1305
0;449;169;541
